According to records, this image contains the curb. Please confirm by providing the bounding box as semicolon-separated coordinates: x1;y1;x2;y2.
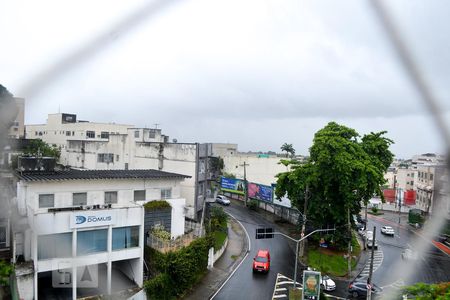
209;212;250;299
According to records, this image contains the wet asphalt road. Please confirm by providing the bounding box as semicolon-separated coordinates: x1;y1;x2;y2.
364;216;450;293
212;204;296;300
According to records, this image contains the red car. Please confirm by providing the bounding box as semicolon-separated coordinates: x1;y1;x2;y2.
252;249;270;273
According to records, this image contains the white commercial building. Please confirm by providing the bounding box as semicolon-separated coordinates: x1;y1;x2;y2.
25;113;230;220
13;168;189;300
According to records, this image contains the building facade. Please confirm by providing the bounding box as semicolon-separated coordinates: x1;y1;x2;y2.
416;164;446;215
25;113;230;220
13;168;189;300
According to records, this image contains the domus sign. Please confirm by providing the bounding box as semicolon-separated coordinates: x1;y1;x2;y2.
70;211;115;228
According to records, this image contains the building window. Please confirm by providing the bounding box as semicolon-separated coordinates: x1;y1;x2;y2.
77;229;107;255
86;131;95;138
134;130;140;138
134;190;146;201
116;155;119;162
38;233;72;260
100;131;109;139
97;153;114;163
39;194;54;208
105;191;118;204
0;226;7;248
112;226;139;250
66;131;71;136
73;193;87;206
161;188;172;199
149;129;156;139
430;174;433;181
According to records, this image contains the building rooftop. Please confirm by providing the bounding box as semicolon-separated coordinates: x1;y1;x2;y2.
15;169;191;182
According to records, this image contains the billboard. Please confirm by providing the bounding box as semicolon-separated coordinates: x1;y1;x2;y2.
271;184;292;208
221;177;245;195
248;182;273;203
302;270;321;300
70;211;116;229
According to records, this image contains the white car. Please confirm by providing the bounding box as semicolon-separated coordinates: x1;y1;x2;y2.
367;237;378;249
321;275;336;291
381;226;395;236
215;195;231;206
364;230;373;239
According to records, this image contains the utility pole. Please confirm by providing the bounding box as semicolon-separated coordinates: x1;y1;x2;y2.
393;174;397;208
199;145;209;236
299;186;309;257
398;187;402;224
364;203;368;250
240;162;249;206
347;206;352;278
367;226;376;300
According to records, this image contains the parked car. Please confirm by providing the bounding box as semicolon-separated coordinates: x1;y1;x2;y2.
216;195;231;206
357;215;366;224
381;226;395;236
363;230;373;239
252;249;270;273
321;275;336;291
348;280;382;298
401;248;418;261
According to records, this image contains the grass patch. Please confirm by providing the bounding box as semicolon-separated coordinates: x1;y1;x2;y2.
231;255;238;260
307;247;357;277
213;230;227;251
367;211;384;216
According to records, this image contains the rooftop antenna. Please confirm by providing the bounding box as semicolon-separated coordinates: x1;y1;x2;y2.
58;104;61;113
153;123;160;129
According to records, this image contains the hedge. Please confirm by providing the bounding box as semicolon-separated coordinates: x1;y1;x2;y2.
144;235;214;299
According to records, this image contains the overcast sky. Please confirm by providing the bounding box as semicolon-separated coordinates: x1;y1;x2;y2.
1;0;450;158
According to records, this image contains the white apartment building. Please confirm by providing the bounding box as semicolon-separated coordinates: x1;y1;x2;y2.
25;113;227;220
13;168;189;300
8;97;25;139
416;164;446;214
25;113;134;163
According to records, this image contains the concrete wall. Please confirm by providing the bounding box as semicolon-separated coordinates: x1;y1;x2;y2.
17;178;183;214
222;154;287;186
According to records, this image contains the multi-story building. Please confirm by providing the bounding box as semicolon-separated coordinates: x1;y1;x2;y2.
416;164;446;215
25;113;134;161
8;97;25;139
12;167;189;300
25;113;231;220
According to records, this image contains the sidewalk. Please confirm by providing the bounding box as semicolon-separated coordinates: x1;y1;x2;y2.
182;215;248;300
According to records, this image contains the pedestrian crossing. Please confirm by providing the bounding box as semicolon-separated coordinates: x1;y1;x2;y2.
359;247;384;277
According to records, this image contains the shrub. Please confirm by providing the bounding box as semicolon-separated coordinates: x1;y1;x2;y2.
0;260;12;286
371;206;379;214
248;200;258;211
144;273;173;300
144;200;171;211
151;227;171;240
144;236;214;299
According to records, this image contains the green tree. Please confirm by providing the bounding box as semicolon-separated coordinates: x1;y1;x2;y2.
276;122;393;247
281;143;295;158
23;139;61;160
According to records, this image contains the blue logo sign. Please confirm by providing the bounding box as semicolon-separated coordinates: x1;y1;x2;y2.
75;216;87;224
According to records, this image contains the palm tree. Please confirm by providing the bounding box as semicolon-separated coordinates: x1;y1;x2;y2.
281;143;295;158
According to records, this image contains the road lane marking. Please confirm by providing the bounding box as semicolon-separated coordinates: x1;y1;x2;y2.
210;211;252;300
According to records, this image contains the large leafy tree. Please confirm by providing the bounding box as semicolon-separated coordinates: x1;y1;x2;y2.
23;139;61;159
276;122;393;247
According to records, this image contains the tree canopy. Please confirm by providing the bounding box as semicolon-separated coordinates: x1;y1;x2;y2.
281;143;295;158
23;139;61;160
276;122;393;246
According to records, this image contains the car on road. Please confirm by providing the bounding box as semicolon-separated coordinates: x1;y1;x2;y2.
321;275;336;291
381;226;395;236
348;280;382;298
252;249;270;273
215;195;231;206
367;237;378;249
401;248;418;260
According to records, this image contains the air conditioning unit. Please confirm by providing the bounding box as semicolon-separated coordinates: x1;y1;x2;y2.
84;205;92;210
